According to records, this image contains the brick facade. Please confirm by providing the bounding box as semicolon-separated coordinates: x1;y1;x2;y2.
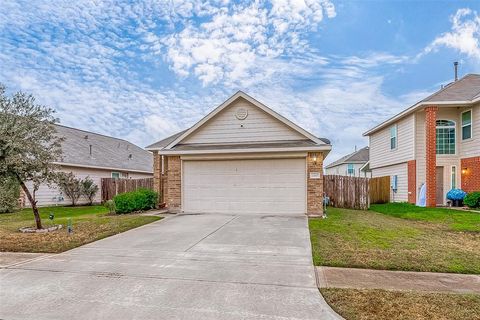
461;156;480;192
163;156;181;211
307;152;324;215
425;106;438;207
407;160;416;204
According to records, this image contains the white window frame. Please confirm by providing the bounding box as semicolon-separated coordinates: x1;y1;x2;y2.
451;165;457;189
436;119;456;155
111;172;120;179
390;125;397;150
461;109;472;141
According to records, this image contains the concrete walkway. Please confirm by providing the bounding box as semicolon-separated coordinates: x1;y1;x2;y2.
317;266;480;294
1;213;341;319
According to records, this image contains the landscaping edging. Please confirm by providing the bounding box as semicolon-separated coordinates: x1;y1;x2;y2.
19;225;63;233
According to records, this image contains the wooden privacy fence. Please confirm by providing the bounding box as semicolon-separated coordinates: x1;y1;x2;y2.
323;175;390;210
101;178;154;202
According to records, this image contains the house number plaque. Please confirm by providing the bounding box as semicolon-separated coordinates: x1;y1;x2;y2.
309;172;321;179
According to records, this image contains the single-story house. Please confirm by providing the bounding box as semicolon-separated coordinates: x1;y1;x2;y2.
324;146;371;177
22;124;153;207
146;91;332;216
364;73;480;206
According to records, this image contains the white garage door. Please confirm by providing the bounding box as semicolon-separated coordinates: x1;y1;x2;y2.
183;158;306;215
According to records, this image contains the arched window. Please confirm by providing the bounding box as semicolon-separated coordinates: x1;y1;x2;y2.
436;120;455;154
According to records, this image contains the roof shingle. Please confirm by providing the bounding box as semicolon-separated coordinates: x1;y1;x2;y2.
55;125;153;173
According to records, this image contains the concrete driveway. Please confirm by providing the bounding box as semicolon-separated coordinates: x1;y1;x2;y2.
0;213;341;320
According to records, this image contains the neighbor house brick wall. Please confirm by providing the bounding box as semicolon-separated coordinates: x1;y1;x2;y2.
407;160;416;204
164;156;181;211
307;152;324;215
425;106;438;207
461;156;480;192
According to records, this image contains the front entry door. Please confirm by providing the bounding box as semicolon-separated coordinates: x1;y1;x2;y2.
436;167;444;205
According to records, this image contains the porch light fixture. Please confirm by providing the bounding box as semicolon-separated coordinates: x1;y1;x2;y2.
311;153;318;165
461;168;468;175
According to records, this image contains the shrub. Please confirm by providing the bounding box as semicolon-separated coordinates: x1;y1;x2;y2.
104;200;116;214
81;176;99;205
446;189;466;201
464;192;480;208
0;176;20;213
57;172;82;206
113;188;158;214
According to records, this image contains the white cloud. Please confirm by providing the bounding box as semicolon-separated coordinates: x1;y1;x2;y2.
424;8;480;60
162;0;336;86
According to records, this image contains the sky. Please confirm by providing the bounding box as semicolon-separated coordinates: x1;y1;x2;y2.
1;0;480;165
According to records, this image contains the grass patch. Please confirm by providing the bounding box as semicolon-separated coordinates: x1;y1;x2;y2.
370;203;480;232
0;206;161;253
321;288;480;320
309;207;480;273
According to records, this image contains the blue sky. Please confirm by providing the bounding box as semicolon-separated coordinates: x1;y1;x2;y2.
1;0;479;164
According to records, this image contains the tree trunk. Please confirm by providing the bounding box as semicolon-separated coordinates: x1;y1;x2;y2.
18;179;42;229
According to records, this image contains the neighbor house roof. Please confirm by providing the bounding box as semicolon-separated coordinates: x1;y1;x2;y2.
325;146;369;169
146;91;331;154
364;74;480;136
54;124;153;173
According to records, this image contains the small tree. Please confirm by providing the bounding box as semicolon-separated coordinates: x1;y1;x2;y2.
81;176;99;205
57;172;82;206
0;84;63;229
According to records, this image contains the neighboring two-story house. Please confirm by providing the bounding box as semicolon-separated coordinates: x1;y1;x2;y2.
364;74;480;206
324;146;371;177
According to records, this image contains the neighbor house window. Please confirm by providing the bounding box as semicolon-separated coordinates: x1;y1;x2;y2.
347;164;354;175
451;166;457;189
436;120;456;154
461;110;472;140
390;125;397;149
111;172;120;179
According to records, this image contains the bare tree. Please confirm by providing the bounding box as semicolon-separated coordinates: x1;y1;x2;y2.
0;84;63;229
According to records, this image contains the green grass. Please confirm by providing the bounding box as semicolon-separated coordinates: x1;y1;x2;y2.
309;206;480;274
321;288;480;320
370;203;480;232
0;206;161;253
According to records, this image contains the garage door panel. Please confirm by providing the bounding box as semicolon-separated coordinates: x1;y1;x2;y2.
183;158;306;215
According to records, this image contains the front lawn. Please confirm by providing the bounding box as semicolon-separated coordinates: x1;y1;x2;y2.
370;203;480;232
309;204;480;274
321;288;480;320
0;206;161;253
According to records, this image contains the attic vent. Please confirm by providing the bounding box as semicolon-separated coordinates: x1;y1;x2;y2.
235;107;248;120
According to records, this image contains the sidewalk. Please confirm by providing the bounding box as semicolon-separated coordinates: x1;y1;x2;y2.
0;252;49;268
316;266;480;294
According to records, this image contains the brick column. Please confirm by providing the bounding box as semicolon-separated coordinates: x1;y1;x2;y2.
425;106;438;207
307;152;324;216
407;160;416;204
165;156;181;211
